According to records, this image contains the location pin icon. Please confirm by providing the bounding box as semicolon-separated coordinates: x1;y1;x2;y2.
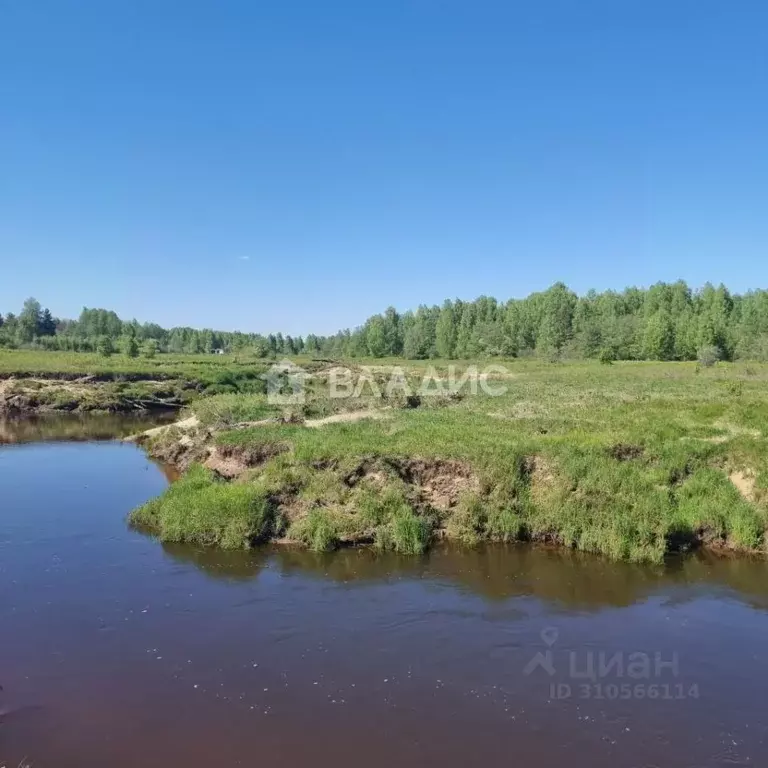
541;627;559;647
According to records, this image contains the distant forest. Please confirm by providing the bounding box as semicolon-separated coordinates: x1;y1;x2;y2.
2;282;768;361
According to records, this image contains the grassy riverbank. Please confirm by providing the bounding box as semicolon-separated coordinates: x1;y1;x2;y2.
0;349;269;377
0;349;272;413
131;358;768;562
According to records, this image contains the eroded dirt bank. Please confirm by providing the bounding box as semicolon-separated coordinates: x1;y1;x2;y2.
129;414;768;559
0;374;191;415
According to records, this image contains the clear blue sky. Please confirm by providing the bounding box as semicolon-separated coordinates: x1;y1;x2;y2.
1;0;766;335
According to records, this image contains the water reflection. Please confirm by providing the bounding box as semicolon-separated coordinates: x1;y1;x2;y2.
161;541;271;581
0;412;176;444
4;430;768;768
159;540;768;612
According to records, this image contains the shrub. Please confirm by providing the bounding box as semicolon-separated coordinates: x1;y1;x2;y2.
122;336;139;358
598;348;616;365
697;345;721;367
142;339;159;358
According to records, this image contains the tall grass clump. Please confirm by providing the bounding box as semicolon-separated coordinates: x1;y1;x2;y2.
670;468;764;550
354;486;411;529
192;393;277;427
288;509;341;551
286;483;433;553
130;465;274;548
445;493;488;545
375;508;433;554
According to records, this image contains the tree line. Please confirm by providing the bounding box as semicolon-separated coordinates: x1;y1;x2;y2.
2;282;768;361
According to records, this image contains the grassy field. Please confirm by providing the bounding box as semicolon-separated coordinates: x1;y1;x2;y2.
131;357;768;562
0;348;271;379
0;349;274;411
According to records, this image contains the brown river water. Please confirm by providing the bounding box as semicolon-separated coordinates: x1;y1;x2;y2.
1;416;767;767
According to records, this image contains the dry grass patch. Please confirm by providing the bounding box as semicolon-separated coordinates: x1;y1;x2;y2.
729;470;757;503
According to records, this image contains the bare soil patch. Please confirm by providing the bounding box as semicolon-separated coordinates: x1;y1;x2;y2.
128;416;208;471
134;415;200;441
204;442;288;479
609;443;645;461
305;410;388;428
340;456;480;511
387;457;480;510
713;419;762;440
730;470;757;502
524;455;563;507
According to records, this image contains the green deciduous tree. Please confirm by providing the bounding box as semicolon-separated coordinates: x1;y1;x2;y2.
96;335;114;357
643;311;675;360
142;339;159;358
435;300;457;358
535;283;577;355
6;280;768;363
17;297;42;343
365;316;388;357
403;310;434;359
122;335;140;357
382;307;403;356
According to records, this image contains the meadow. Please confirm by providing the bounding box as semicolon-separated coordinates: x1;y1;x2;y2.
0;349;273;412
0;348;273;380
130;357;768;562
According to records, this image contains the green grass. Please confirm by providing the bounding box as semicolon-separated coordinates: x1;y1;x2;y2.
0;349;275;413
288;509;343;551
0;348;270;389
191;392;278;426
129;465;275;548
132;358;768;562
271;482;434;554
375;507;433;554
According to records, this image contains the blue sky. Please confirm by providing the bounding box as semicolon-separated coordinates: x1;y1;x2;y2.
1;0;766;335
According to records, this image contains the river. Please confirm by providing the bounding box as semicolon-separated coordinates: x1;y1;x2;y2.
1;416;767;766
